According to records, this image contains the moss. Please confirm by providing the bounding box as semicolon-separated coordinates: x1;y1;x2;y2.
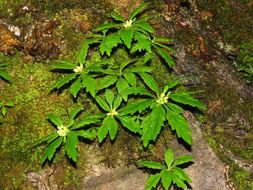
0;52;75;188
230;163;253;190
197;0;253;46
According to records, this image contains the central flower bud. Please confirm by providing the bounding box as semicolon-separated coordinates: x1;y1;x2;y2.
123;20;133;28
156;93;168;105
107;108;118;116
73;64;83;73
57;125;69;137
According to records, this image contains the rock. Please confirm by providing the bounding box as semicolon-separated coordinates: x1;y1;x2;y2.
27;166;58;190
0;24;21;55
183;111;228;190
83;166;147;190
22;19;61;62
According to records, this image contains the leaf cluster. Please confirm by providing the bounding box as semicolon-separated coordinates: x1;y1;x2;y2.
0;101;14;117
39;3;205;189
138;148;193;190
0;63;12;82
40;107;100;163
237;42;253;84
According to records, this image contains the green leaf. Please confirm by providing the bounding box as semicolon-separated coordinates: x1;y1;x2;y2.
81;74;97;97
139;72;159;96
77;38;100;64
105;89;114;108
135;21;154;33
69;106;83;119
119;99;153;115
111;12;125;22
165;148;174;168
48;114;63;126
113;95;122;110
1;106;7;116
76;128;97;140
131;32;151;53
155;37;174;44
107;116;118;140
118;116;140;133
172;174;187;189
37;132;58;145
144;52;153;63
65;132;78;162
119;29;134;49
100;32;122;56
155;43;176;53
138;160;164;169
69;77;82;98
41;137;63;164
0;69;12;82
95;96;110;111
128;66;152;73
129;2;148;20
99;75;118;90
98;118;110;143
163;78;181;93
166;109;192;145
116;78;130;100
85;63;103;73
120;87;154;98
94;22;121;32
170;92;205;110
167;103;184;114
123;72;136;87
51;60;76;70
51;73;77;90
141;106;166;147
119;59;137;73
162;170;173;190
71;114;102;130
144;173;161;190
155;46;174;67
174;155;193;166
173;167;192;183
5;101;14;107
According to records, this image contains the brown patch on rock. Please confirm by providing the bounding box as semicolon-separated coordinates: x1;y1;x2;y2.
207;99;224;114
67;9;92;33
27;166;58;190
109;0;142;18
198;10;214;21
0;24;21;55
23;19;61;62
191;36;207;57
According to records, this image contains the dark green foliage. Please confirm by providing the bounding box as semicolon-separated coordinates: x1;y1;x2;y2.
0;63;12;82
236;42;253;84
40;107;99;163
138;148;193;190
38;3;205;189
0;101;14;117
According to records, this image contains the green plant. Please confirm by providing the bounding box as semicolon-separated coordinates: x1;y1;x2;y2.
94;89;140;142
0;101;14;117
97;59;152;98
50;59;105;98
83;2;175;66
39;3;205;189
0;63;12;82
120;75;205;147
237;42;253;84
40;106;100;163
138;148;193;190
